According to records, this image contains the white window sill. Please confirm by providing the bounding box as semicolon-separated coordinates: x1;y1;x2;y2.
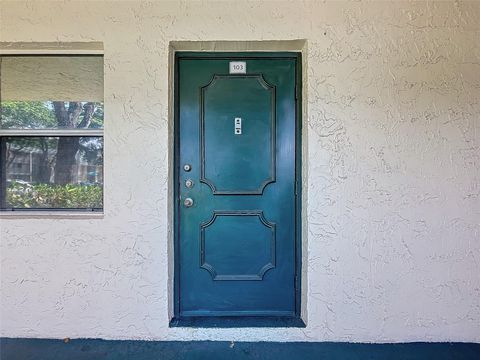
0;211;104;219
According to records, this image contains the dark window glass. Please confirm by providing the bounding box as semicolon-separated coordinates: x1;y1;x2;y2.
1;137;103;210
0;54;104;211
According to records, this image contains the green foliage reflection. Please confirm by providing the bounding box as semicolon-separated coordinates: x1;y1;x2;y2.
6;181;102;209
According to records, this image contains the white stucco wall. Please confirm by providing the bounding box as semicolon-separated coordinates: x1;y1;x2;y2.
0;0;479;343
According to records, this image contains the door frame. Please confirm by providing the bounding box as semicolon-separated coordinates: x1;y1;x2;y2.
171;52;303;327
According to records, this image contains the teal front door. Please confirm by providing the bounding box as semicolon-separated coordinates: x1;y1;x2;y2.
174;53;301;324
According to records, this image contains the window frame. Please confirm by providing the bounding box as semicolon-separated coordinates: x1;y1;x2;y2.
0;53;104;213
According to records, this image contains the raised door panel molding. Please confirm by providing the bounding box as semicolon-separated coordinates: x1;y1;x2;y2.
200;210;276;281
200;74;276;195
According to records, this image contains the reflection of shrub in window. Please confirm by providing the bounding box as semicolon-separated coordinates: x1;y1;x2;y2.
0;55;104;211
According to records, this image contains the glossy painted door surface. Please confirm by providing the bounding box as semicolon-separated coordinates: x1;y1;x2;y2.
176;54;299;318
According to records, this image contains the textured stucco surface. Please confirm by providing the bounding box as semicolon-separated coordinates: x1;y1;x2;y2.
0;0;479;343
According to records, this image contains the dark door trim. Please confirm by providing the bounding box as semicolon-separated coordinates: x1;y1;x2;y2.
171;52;303;328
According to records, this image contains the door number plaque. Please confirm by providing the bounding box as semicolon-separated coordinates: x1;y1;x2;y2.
234;117;242;135
229;61;246;74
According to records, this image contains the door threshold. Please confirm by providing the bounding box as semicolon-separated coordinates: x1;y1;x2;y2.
169;316;306;328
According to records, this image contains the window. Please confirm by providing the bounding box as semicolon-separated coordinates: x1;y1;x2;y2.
0;55;104;211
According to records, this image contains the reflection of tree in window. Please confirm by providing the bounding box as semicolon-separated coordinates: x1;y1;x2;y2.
1;103;104;209
52;101;102;184
0;55;104;210
1;101;103;185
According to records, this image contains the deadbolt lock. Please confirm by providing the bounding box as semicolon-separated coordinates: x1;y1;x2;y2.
185;179;194;189
183;164;192;172
183;198;194;208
